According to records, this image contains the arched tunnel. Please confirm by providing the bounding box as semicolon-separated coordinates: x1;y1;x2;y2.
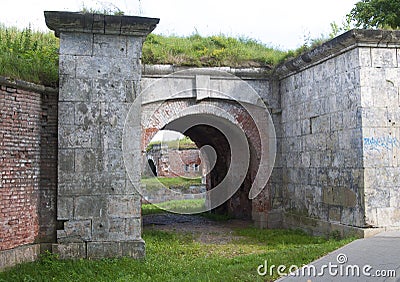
143;102;263;219
136;69;276;222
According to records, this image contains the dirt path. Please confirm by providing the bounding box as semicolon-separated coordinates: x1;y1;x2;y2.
143;213;253;244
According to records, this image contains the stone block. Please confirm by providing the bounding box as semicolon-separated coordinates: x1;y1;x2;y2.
75;56;140;80
91;218;127;241
57;220;92;243
52;243;87;259
120;240;145;258
125;218;142;240
59;55;76;76
126;37;143;59
87;242;121;259
59;124;99;149
74;149;100;173
107;195;141;218
0;249;16;271
102;150;124;173
359;47;371;67
323;186;357;208
93;34;127;58
365;187;390;209
0;245;40;271
74;103;101;126
390;188;400;208
360;67;387;88
91;172;126;195
371;48;397;68
58;149;75;173
60;32;93;56
342;109;362;130
311;115;330;134
100;102;130;129
376;208;400;227
92;79;127;102
385;68;400;87
59;76;92;102
58;102;75;125
58;173;93;196
328;206;341;222
57;196;74;220
74;196;106;220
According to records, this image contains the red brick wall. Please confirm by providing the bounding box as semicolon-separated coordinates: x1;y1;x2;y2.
166;149;202;178
0;79;58;251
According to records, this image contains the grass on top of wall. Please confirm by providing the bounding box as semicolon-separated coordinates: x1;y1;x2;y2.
0;24;292;87
0;25;59;87
142;33;288;68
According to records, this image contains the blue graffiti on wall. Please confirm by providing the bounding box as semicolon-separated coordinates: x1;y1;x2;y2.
363;136;400;152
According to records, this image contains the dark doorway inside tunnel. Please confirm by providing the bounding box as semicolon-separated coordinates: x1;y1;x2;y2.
148;159;157;176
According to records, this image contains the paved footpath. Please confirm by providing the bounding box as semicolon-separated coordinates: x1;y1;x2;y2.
275;231;400;282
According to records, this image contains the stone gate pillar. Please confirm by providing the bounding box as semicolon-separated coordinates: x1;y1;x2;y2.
44;11;159;259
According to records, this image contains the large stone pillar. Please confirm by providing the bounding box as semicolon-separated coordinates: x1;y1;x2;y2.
44;11;159;259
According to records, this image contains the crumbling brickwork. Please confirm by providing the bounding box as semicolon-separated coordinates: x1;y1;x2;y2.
0;83;41;251
0;78;58;270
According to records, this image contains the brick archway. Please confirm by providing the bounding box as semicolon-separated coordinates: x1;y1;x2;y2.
142;100;264;218
135;68;277;219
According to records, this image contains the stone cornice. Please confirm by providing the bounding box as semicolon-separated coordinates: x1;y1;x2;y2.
275;29;400;78
44;11;159;37
142;64;272;80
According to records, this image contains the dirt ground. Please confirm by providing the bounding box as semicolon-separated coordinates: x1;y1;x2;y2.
143;213;253;244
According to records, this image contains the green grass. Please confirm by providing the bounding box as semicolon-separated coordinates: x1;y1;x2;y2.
142;199;206;215
143;33;288;68
141;176;202;190
0;25;290;86
0;228;354;281
142;199;236;219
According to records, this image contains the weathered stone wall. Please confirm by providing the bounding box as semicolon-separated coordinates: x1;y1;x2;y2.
45;11;159;259
276;30;400;236
279;49;365;234
0;77;58;270
360;46;400;228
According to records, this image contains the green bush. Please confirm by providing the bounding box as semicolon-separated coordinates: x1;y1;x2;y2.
0;25;59;87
